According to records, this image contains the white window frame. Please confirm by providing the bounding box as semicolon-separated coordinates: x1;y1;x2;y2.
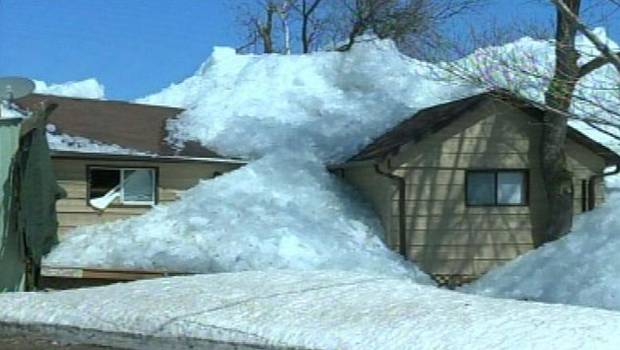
88;167;157;207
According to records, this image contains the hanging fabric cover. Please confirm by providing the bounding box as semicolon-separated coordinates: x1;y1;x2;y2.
0;118;25;292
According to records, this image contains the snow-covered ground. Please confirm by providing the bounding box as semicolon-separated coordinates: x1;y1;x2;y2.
2;270;620;350
464;176;620;311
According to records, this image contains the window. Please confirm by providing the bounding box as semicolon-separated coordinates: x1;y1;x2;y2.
466;170;527;206
88;167;156;209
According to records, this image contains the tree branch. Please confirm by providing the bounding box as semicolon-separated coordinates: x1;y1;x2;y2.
551;0;620;73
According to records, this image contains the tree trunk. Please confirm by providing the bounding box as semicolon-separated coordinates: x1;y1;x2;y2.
540;0;581;242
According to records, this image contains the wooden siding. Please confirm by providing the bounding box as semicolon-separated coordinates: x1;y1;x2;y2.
53;157;242;240
343;99;607;281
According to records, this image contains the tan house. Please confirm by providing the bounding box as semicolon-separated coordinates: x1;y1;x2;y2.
334;91;620;286
16;94;246;242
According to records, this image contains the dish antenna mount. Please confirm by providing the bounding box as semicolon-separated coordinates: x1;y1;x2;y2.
0;76;35;101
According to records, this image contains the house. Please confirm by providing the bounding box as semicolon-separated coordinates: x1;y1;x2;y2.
334;91;620;286
12;91;619;288
0;104;61;292
16;94;247;244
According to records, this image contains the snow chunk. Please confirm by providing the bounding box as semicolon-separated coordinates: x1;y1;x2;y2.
1;270;620;350
45;151;431;283
34;78;105;99
465;177;620;311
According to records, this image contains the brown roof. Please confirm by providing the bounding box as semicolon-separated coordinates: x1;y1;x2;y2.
349;91;620;166
16;94;227;159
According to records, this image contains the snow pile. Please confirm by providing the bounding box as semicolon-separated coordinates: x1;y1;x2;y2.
465;177;620;311
445;27;620;152
45;151;430;282
142;41;476;162
34;78;105;99
1;270;620;350
47;39;481;280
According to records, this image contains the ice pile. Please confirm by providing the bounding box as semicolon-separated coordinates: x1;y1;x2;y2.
1;270;620;350
141;40;475;162
465;176;620;311
45;151;431;282
46;39;480;281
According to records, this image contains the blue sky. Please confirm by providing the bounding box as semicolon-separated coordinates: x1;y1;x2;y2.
0;0;618;100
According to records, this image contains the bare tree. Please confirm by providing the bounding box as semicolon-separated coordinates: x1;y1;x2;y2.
235;0;483;56
541;0;620;240
236;0;295;54
440;0;620;241
298;0;325;53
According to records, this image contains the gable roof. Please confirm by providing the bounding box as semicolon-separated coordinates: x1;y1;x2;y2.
15;94;229;160
348;91;620;166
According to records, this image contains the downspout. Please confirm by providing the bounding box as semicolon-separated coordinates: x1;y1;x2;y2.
374;159;408;260
588;163;620;210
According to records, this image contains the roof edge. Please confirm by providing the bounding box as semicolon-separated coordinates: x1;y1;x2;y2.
51;150;249;165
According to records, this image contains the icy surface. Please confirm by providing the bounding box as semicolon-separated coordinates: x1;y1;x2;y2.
465;177;620;311
45;151;430;282
34;78;105;99
1;270;620;350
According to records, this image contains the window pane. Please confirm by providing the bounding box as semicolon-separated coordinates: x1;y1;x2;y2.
498;172;525;204
467;172;496;205
122;169;154;203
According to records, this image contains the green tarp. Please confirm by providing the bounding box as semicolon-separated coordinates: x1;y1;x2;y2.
0;112;61;292
0;118;25;292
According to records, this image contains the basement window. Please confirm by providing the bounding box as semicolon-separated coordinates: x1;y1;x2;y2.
88;167;156;209
466;170;528;206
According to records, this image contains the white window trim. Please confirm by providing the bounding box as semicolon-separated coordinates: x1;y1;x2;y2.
89;167;157;207
119;168;157;206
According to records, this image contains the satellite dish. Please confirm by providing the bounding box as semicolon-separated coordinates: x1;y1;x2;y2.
0;76;35;101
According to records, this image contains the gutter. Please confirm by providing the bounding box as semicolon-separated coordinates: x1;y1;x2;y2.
588;163;620;210
374;159;408;260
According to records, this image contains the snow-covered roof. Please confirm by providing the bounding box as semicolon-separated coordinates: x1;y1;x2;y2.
347;91;620;165
16;94;239;161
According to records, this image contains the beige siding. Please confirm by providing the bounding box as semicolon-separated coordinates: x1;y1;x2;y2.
53;157;242;240
341;165;396;245
344;99;607;282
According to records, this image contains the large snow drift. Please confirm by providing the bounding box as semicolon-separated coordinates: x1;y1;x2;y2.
140;41;475;162
2;270;620;350
465;177;620;311
45;151;430;282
